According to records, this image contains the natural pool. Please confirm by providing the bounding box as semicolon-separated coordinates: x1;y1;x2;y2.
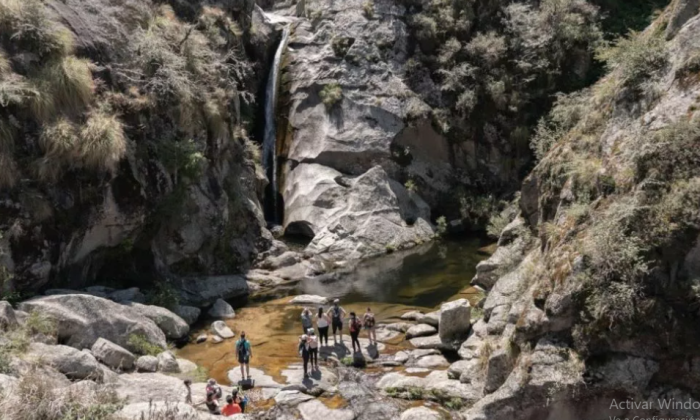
176;238;492;389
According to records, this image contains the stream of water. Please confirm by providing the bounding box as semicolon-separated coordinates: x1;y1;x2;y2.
262;25;291;223
177;238;492;387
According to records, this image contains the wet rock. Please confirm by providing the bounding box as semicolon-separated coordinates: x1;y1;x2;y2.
400;311;423;321
374;327;401;342
274;390;314;406
157;351;180;373
415;354;449;368
174;305;201;326
262;251;301;270
405;323;436;339
196;334;208;343
109;287;146;303
400;407;441;420
297;399;355;420
178;275;249;307
19;294;166;352
281;364;339;394
135;355;158;372
27;342;102;380
290;295;329;305
208;298;236;319
0;301;17;331
91;338;135;371
438;298;471;348
211;320;234;339
125;302;189;339
229;367;282;389
212;336;224;344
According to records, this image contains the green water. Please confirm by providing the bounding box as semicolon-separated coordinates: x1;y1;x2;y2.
295;238;491;309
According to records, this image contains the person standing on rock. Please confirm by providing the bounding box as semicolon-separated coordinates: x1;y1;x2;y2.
330;299;347;344
349;312;362;353
316;307;330;346
301;307;313;335
307;328;319;370
184;379;193;405
363;307;376;345
298;334;312;378
235;332;252;381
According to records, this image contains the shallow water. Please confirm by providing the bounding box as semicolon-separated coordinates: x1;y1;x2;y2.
176;238;492;395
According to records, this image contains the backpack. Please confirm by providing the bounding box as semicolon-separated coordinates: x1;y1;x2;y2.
236;339;249;359
332;306;342;321
350;317;361;332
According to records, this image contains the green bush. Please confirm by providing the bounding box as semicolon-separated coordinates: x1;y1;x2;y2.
362;0;374;19
436;216;448;236
145;282;180;310
127;334;163;356
319;83;343;109
596;30;667;90
331;36;353;57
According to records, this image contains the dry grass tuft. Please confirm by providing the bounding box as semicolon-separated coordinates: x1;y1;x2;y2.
0;0;75;58
78;111;127;172
31;56;94;121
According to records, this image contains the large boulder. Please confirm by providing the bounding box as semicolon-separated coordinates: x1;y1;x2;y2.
27;342;102;380
157;351;180;373
19;294;166;352
208;298;236;319
178;275;250;307
109;287;146;303
438;299;471;347
135;355;158;372
124;302;189;339
285;165;435;261
91;338;135;371
0;301;18;331
174;305;201;326
400;407;442;420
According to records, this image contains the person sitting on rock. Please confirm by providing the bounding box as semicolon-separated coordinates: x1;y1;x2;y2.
235;332;252;381
301;307;313;335
205;385;221;415
298;334;311;378
206;378;223;400
232;387;248;413
221;395;241;416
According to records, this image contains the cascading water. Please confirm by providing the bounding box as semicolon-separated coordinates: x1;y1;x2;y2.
262;25;291;224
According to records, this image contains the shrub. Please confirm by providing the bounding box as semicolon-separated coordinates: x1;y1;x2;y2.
362;0;374;19
404;179;417;192
78;111;127;172
145;282;180;311
436;216;448;236
127;334;163;356
596;30;667;90
466;31;507;66
25;311;56;336
0;0;75;58
331;36;353;57
487;208;513;239
31;56;94;121
319;83;343;109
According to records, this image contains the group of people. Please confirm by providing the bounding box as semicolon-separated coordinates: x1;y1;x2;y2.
183;378;248;416
297;299;376;377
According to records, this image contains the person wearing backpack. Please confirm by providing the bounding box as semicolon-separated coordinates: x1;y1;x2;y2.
330;299;347;344
298;334;311;378
235;332;252;381
301;307;313;335
348;312;362;353
307;328;319;371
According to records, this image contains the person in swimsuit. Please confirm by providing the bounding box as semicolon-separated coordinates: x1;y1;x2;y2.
330;299;347;344
363;307;376;344
316;307;330;346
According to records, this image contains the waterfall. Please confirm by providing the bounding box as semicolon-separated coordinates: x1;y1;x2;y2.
262;25;291;224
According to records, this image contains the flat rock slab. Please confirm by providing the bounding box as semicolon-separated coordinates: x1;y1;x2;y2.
228;367;282;389
414;355;449;368
289;295;329;305
297;399;355;420
375;328;401;342
376;370;481;402
116;373;186;403
400;406;441;420
400;311;424;321
384;322;412;333
418;311;440;327
321;336;385;360
274;390;314;406
405;323;437;339
210;320;234;339
409;335;450;350
281;364;338;393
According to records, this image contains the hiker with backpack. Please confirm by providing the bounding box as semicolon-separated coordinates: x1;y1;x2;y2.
349;312;362;353
307;328;319;371
363;307;376;345
330;299;347;344
235;332;252;381
301;307;313;335
298;334;312;378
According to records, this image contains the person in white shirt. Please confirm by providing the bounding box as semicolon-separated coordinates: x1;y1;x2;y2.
316;307;330;346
